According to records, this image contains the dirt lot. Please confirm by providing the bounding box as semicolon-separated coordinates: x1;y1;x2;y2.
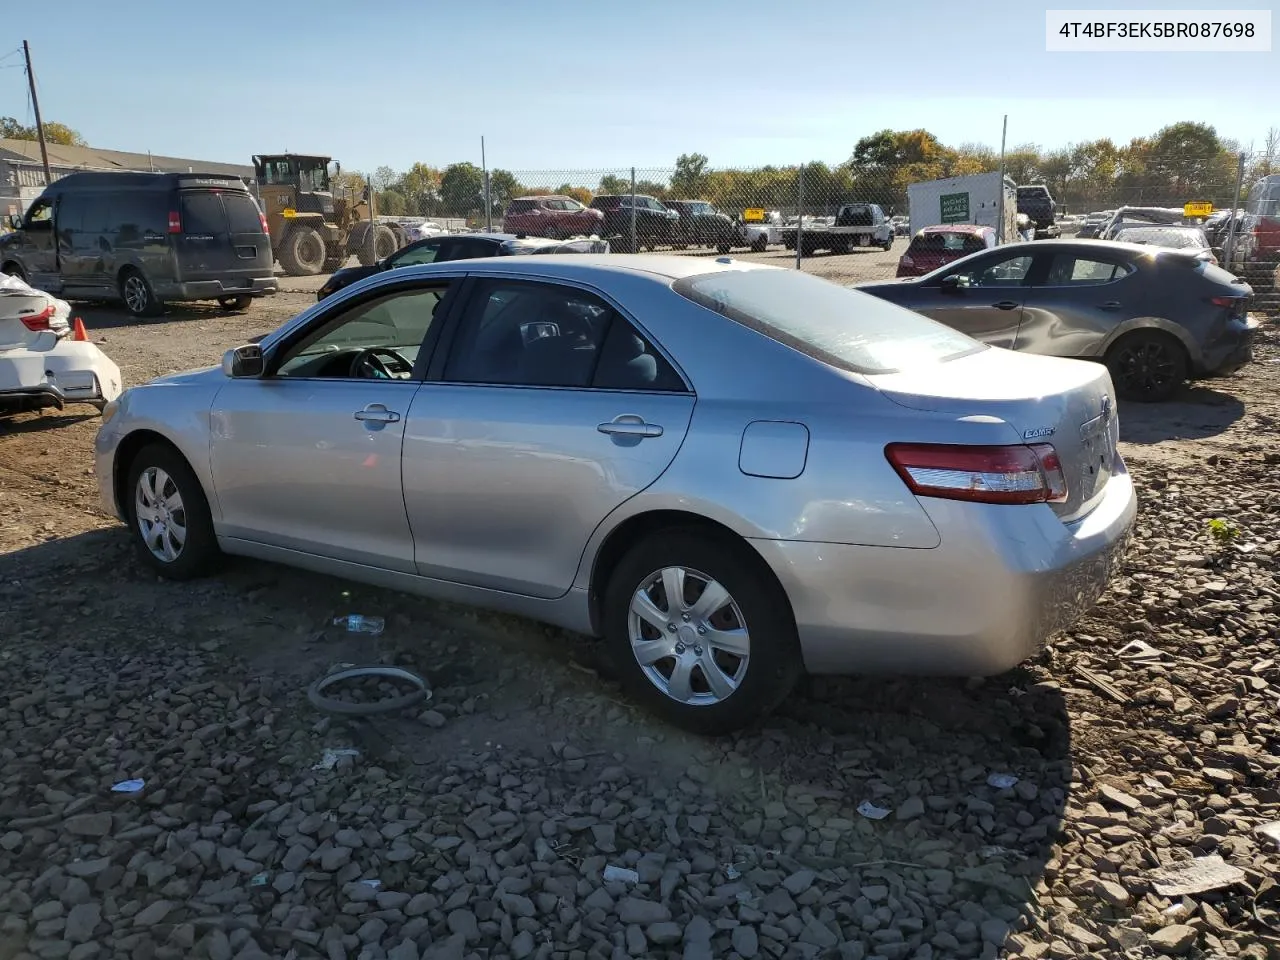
2;293;1280;960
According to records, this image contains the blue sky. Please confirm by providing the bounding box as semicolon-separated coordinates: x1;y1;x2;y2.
2;0;1275;175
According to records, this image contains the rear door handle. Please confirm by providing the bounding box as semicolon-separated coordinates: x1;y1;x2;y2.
354;404;400;423
598;414;663;438
991;300;1021;310
1100;301;1122;310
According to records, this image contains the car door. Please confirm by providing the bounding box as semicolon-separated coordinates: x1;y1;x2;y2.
1014;250;1140;357
209;277;461;570
402;275;695;599
912;251;1038;348
16;197;61;291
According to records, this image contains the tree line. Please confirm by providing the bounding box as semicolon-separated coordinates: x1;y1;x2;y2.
5;117;1276;219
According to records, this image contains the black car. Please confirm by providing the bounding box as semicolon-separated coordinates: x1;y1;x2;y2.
316;233;609;301
0;171;277;316
1016;184;1060;239
858;238;1254;402
664;200;741;253
586;195;680;252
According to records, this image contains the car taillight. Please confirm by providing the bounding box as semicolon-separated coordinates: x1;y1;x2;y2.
19;303;56;332
1210;295;1245;309
259;212;269;235
168;211;182;234
885;443;1068;505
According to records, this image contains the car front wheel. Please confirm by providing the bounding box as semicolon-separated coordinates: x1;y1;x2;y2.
126;443;219;579
603;529;801;734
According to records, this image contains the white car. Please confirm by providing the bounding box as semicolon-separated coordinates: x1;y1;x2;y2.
0;275;122;413
739;211;784;252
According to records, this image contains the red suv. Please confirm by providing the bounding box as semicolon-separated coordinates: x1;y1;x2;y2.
502;196;604;239
896;225;996;277
1227;174;1280;293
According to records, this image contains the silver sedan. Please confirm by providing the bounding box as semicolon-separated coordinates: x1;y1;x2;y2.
95;256;1136;733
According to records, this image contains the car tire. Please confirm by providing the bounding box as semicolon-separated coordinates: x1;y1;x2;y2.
218;295;252;312
602;528;802;735
119;268;162;318
279;226;327;276
125;443;220;580
716;242;732;255
1;261;26;282
751;237;768;253
1105;331;1189;403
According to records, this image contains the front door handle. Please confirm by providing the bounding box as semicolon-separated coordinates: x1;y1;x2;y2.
1100;301;1122;310
598;414;663;439
354;404;400;423
991;300;1021;310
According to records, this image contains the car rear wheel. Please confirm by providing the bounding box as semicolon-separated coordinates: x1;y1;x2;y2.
603;529;801;734
1106;331;1188;403
751;237;768;253
119;268;161;317
218;295;252;312
126;443;219;579
279;226;327;276
2;261;25;282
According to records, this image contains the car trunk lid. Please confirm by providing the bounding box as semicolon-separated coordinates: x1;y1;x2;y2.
868;349;1120;523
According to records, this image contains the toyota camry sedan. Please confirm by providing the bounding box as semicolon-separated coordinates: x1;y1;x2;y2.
95;256;1136;733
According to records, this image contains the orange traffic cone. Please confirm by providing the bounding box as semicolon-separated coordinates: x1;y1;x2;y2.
72;317;88;342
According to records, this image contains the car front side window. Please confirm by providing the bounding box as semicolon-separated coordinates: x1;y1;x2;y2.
391;240;443;267
956;254;1035;287
273;284;451;381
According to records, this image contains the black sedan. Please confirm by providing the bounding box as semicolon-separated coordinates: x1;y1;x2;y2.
316;233;609;301
858;239;1255;402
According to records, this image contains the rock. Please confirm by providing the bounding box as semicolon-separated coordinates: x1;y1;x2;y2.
133;900;175;926
684;915;713;943
63;814;112;838
420;710;447;728
320;846;352;872
732;925;759;958
1150;925;1198;955
1097;784;1142;811
646;922;682;945
404;892;434;917
781;869;816;895
499;893;535;918
619;898;670;925
626;925;647;957
510;930;535;960
1094;879;1130;907
387;942;419;960
1205;695;1239;718
896;796;925;820
63;903;99;943
446;910;478;941
761;888;796;915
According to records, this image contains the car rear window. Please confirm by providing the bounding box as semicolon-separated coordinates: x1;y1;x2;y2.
223;193;265;234
590;197;622;209
909;233;985;253
1115;226;1204;248
180;192;226;234
506;199;536;213
673;268;983;375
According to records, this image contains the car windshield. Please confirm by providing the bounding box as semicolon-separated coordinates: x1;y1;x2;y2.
673;268;983;375
1115;226;1205;248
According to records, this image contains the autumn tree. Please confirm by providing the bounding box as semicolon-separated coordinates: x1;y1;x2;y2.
440;162;484;216
0;116;87;146
397;163;443;216
670;153;709;198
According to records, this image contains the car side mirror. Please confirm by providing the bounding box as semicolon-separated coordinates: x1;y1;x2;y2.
7;214;20;230
941;274;972;292
223;343;265;378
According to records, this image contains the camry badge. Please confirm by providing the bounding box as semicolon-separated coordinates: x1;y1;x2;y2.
1024;426;1056;439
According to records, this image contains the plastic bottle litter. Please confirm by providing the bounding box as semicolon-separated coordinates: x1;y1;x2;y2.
602;865;639;884
333;614;385;636
857;800;891;820
111;779;145;793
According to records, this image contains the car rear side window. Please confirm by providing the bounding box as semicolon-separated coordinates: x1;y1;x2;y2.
507;199;535;214
180;192;226;235
674;269;983;376
1042;255;1134;285
224;193;265;233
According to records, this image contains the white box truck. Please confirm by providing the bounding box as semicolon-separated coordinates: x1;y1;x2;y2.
907;173;1018;243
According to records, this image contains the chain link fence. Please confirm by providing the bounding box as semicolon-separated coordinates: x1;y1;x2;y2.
364;152;1278;313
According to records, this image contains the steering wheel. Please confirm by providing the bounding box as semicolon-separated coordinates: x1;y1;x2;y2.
349;347;413;380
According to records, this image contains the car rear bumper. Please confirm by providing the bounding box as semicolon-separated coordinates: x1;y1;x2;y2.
1197;316;1258;377
752;466;1136;676
155;277;279;301
0;339;123;409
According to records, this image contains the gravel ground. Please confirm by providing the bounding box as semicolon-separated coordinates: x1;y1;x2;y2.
1;297;1280;960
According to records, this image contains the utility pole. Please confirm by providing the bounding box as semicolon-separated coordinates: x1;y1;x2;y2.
22;41;53;187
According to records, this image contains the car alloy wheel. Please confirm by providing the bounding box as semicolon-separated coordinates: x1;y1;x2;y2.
123;274;151;314
134;466;187;563
628;565;750;705
1108;332;1186;402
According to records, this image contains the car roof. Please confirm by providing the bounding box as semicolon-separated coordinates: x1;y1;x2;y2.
389;253;774;284
999;238;1201;260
